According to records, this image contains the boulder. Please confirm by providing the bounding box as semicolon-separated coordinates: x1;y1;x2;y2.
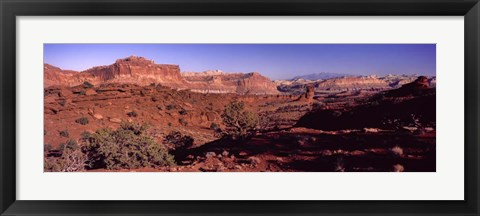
92;114;103;120
363;128;380;133
109;117;122;123
84;89;97;96
205;112;217;121
205;152;216;158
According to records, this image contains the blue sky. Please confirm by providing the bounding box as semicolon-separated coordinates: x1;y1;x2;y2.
44;44;435;80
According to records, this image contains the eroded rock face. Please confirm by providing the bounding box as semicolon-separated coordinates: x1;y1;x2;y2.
305;86;315;101
236;72;279;95
182;72;279;95
45;56;184;88
296;85;315;102
84;56;185;87
315;76;390;91
45;56;279;95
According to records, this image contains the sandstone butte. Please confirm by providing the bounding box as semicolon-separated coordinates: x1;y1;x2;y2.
314;76;391;91
44;56;279;95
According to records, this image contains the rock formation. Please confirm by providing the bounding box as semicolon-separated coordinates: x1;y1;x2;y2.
44;56;279;95
305;85;315;101
277;74;435;95
386;76;434;97
45;56;185;88
296;85;315;102
182;71;279;95
83;56;185;87
315;76;390;91
44;64;85;87
45;56;433;96
296;77;436;131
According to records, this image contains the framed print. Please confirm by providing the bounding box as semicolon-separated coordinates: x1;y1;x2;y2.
40;43;437;173
1;0;479;215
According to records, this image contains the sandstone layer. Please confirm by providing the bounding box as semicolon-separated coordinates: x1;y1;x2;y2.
183;72;279;95
45;56;279;95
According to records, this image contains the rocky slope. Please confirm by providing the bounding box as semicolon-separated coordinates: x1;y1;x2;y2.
385;76;434;97
295;77;436;130
44;64;90;87
44;76;436;172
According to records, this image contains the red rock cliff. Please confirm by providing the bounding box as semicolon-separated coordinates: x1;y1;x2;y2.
44;56;279;95
83;56;185;87
183;71;279;95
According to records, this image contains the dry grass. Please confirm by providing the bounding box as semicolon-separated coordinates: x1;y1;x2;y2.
393;164;405;172
334;157;345;172
390;145;404;156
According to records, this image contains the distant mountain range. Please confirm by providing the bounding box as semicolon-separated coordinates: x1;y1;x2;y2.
44;56;435;95
276;73;436;94
291;72;355;81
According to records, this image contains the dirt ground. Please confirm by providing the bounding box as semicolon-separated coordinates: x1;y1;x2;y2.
44;83;436;172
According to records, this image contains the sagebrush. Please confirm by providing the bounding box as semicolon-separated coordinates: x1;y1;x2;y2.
221;101;259;139
81;122;175;169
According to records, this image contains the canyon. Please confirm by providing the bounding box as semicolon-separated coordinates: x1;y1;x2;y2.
45;56;435;95
44;56;436;172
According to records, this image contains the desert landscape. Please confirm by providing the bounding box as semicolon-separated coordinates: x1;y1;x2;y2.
44;45;436;172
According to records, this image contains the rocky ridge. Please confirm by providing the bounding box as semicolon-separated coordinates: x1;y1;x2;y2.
45;56;434;95
183;71;279;95
314;76;390;91
276;74;436;94
44;56;279;95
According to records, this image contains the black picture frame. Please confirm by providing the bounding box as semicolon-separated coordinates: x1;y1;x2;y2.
1;0;479;215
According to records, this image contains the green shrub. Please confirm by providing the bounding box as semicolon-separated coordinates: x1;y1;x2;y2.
127;111;138;117
59;130;69;138
44;144;53;152
166;104;176;110
58;99;67;107
75;117;89;125
81;122;175;170
83;81;94;88
59;139;79;152
221;101;259;139
178;109;187;115
164;131;194;149
120;121;149;135
44;140;85;172
210;123;219;130
332;110;342;117
178;118;188;126
80;131;92;139
209;123;223;137
44;148;86;172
